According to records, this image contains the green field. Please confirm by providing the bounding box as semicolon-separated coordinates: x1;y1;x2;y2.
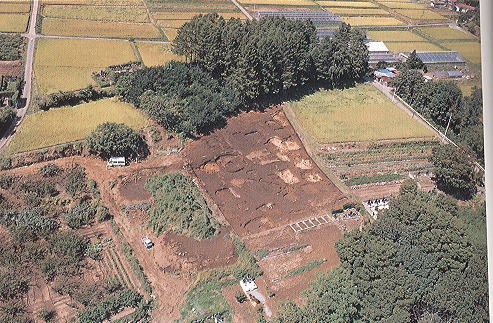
417;26;477;40
0;13;29;32
290;84;434;143
42;5;150;23
385;41;442;53
136;42;184;67
367;30;426;42
34;38;137;94
6;98;148;154
440;41;481;65
41;18;162;39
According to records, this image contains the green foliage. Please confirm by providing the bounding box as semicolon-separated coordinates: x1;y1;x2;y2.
40;164;61;177
0;300;28;323
282;259;326;279
235;291;247;303
65;166;87;198
0;271;29;301
429;145;478;199
0;174;15;189
120;242;152;296
0;107;15;133
145;173;219;239
230;235;262;280
86;122;148;160
84;242;104;260
37;308;56;322
403;50;427;71
9;208;58;242
37;85;114;111
0;34;22;61
65;201;96;229
345;173;402;186
399;178;418;196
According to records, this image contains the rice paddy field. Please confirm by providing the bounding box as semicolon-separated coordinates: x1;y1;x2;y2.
343;16;404;26
417;26;477;40
238;0;315;5
367;30;426;42
384;41;442;53
394;9;446;20
41;18;162;39
136;42;184;67
327;7;389;15
153;11;246;20
440;41;481;65
34;38;137;94
0;3;30;13
6;98;149;154
0;13;29;32
379;1;425;9
317;1;378;8
290;84;433;143
163;28;178;41
41;0;142;4
42;6;150;23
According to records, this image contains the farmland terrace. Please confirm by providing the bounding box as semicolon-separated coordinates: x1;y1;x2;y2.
184;106;349;237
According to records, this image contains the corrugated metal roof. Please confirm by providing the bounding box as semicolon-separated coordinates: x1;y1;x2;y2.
366;41;389;53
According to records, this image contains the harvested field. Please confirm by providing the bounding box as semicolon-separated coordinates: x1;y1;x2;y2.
184;107;348;236
385;41;442;53
342;16;403;25
367;30;426;42
0;13;29;32
41;0;142;4
380;1;425;8
6;98;148;153
34;38;137;94
317;1;378;7
417;26;477;40
0;3;30;12
326;7;389;15
41;18;162;39
157;19;188;29
290;84;434;143
238;0;316;4
163;28;178;41
394;8;446;20
42;5;150;23
440;41;481;65
136;42;184;67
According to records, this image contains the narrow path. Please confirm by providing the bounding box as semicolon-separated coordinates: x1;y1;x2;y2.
35;34;171;44
0;0;39;151
230;0;253;21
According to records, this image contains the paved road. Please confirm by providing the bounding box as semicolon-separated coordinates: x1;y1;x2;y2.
0;0;39;151
231;0;253;20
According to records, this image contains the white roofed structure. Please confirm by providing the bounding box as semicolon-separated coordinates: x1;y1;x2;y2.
366;41;389;53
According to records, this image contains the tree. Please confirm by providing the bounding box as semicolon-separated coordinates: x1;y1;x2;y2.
429;145;478;199
390;69;426;106
0;107;15;135
404;50;427;72
0;272;29;301
86;122;148;160
427;81;462;128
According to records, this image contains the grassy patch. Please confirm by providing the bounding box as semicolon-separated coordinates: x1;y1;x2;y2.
290;84;434;143
394;9;447;20
41;18;162;39
367;30;426;42
345;173;402;186
6;98;148;154
417;26;477;40
136;42;184;67
42;5;150;23
0;3;30;13
342;16;403;26
385;41;442;53
0;13;29;32
282;259;326;279
34;38;137;94
440;41;481;65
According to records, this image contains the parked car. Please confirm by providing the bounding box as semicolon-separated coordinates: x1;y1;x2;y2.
141;236;153;249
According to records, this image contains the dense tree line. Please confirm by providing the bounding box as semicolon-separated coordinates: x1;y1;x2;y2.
391;70;484;164
0;106;15;134
275;182;488;322
116;16;368;137
0;34;22;61
37;85;115;111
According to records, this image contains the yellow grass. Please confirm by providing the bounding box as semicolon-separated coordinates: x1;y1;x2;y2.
317;1;378;7
153;11;245;20
34;38;137;94
326;7;390;15
291;84;433;143
0;3;30;12
440;41;481;65
367;30;426;42
163;28;178;41
41;0;142;4
343;16;403;26
41;18;162;39
458;80;481;96
0;13;29;32
417;26;477;40
394;9;447;20
385;41;442;53
238;0;316;5
6;98;149;154
380;1;425;8
136;42;184;67
42;5;150;23
157;19;187;29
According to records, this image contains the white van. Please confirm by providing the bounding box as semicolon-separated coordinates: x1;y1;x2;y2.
107;157;126;167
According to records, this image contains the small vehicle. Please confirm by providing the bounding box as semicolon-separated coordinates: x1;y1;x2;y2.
141;236;154;249
107;157;126;168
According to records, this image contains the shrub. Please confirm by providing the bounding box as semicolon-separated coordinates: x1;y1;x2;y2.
10;208;58;242
86;122;148;160
37;308;56;322
65;201;96;229
49;231;87;264
65;166;87;197
40;164;60;177
18;181;58;198
0;271;29;301
235;291;247;303
0;107;15;134
0;174;15;189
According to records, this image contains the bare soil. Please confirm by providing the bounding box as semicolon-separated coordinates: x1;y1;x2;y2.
184;107;349;237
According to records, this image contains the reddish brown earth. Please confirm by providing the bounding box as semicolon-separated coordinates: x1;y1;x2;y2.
184;107;349;237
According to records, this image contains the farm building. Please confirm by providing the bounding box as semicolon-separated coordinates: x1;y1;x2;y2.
374;68;397;85
366;41;401;67
454;3;476;12
255;11;342;25
400;51;466;66
432;70;464;79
